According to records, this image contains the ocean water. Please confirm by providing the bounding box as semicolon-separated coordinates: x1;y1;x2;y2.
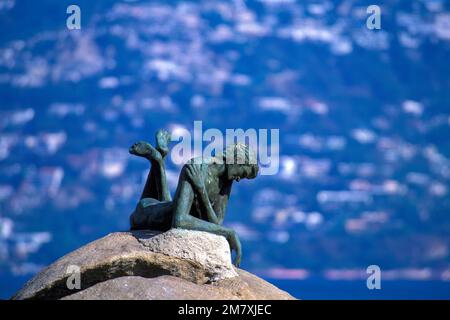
271;279;450;300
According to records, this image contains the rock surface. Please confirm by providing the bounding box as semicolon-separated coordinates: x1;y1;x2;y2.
13;229;295;300
138;229;238;281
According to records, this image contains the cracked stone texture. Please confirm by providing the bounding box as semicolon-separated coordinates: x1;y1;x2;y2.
62;269;294;300
136;228;238;281
12;229;295;300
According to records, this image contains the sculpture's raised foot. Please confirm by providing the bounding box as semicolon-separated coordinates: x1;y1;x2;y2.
155;129;171;158
129;141;162;163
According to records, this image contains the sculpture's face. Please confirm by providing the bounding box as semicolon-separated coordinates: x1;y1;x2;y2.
226;164;258;181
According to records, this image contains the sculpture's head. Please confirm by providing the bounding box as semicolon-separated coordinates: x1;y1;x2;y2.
220;143;259;182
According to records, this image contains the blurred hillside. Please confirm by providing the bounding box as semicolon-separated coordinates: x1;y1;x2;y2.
1;0;450;299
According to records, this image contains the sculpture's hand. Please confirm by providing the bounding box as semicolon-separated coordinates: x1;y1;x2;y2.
234;248;242;268
185;163;205;191
227;230;242;268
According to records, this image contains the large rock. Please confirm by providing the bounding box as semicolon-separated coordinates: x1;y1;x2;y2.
138;229;238;281
13;229;295;300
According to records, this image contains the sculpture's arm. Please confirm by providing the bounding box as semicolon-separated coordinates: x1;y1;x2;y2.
185;164;220;224
213;181;231;225
195;187;220;224
157;160;172;202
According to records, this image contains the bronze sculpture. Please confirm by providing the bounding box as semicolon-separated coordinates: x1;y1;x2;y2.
129;129;259;267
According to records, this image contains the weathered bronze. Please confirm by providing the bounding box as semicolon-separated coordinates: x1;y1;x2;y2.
129;129;259;267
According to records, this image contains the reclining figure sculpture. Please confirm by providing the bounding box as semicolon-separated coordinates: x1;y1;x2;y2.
129;129;259;267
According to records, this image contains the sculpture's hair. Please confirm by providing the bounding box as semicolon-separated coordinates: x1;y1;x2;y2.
218;143;259;178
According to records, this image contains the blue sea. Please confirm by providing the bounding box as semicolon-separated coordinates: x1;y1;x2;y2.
272;279;450;300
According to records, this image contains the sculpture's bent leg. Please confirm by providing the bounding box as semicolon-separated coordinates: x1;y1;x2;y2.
140;159;169;201
129;129;173;230
130;198;173;231
129;129;172;202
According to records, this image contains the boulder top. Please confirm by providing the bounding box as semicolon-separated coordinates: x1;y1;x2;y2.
13;228;295;300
